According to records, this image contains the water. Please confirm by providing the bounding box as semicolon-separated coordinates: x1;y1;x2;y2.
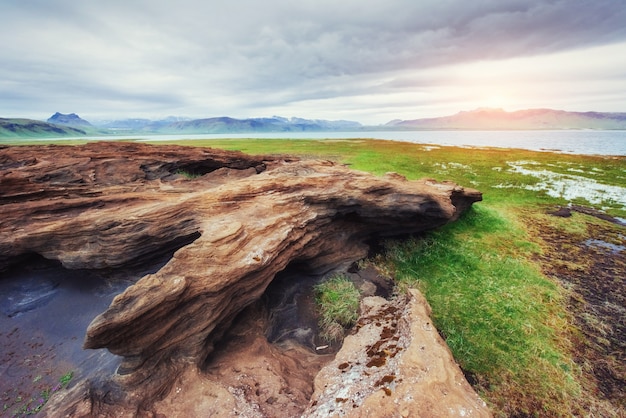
0;257;126;412
0;252;177;414
585;238;626;254
503;162;626;208
49;129;626;156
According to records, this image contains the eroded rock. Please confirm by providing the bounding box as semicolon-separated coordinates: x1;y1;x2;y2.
0;142;482;415
304;290;492;417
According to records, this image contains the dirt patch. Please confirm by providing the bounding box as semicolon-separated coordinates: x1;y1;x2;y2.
201;300;334;418
526;207;625;412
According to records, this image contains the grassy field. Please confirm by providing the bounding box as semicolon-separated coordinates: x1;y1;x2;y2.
5;137;625;416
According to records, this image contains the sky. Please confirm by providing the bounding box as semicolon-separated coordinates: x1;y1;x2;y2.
2;0;626;125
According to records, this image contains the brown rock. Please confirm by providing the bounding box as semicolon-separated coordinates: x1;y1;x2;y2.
304;290;492;417
0;142;482;415
152;301;335;418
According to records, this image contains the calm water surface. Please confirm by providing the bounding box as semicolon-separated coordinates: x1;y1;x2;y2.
17;130;626;156
72;130;626;156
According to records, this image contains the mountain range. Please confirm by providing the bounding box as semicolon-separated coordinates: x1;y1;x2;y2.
387;108;626;130
92;115;362;133
159;116;362;133
0;118;89;138
2;109;626;138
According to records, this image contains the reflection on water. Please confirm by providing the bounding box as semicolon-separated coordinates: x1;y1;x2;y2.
585;238;626;254
264;267;323;351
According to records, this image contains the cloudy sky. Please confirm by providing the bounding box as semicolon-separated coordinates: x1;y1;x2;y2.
2;0;626;124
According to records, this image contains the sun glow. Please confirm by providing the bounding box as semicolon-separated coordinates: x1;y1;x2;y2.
482;95;512;110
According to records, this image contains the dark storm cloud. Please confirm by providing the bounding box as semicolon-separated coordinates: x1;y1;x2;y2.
1;0;625;121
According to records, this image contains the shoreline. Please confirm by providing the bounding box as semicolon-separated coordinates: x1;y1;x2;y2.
2;129;626;156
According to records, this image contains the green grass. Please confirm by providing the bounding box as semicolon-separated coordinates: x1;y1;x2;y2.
386;206;581;415
315;274;360;343
6;370;73;416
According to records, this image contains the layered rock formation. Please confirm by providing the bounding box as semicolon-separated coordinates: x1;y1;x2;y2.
0;142;483;415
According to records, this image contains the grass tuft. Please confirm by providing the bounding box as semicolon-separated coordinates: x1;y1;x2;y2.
314;274;360;343
6;370;74;416
175;169;202;179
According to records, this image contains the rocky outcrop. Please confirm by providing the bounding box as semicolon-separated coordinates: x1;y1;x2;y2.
103;288;491;418
0;142;482;415
304;290;491;417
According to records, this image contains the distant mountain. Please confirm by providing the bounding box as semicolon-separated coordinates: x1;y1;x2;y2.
160;116;362;133
387;108;626;130
47;112;93;127
5;109;624;140
94;116;191;131
0;114;363;138
0;118;87;138
88;115;361;134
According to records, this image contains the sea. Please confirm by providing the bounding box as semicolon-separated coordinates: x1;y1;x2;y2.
31;130;626;156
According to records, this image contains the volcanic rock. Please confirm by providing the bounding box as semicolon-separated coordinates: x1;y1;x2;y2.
0;142;482;415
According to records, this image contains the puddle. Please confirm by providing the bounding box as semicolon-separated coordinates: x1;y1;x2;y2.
0;254;172;415
0;275;59;318
433;162;473;171
584;239;626;254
